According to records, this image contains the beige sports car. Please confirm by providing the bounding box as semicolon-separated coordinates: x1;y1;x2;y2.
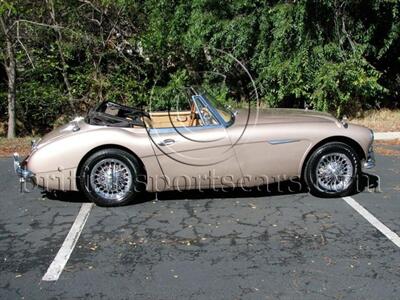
13;88;375;206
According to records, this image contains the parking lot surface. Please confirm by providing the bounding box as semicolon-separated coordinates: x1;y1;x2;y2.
1;153;399;299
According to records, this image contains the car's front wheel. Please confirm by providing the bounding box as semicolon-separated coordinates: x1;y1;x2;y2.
78;148;145;206
303;142;360;197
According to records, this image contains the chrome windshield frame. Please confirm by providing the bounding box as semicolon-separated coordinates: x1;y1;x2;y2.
147;90;235;134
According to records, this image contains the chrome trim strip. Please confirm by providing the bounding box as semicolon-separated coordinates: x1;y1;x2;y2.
267;139;300;145
148;124;223;134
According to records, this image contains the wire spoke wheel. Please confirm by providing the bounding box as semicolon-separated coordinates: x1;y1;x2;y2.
90;158;132;201
316;152;353;193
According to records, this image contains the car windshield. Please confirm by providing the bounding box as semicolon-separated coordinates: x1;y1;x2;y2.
200;92;234;125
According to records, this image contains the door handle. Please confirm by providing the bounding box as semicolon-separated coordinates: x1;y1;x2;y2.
158;139;175;146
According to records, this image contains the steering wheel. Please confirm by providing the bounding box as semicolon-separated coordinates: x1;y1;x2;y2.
201;108;213;125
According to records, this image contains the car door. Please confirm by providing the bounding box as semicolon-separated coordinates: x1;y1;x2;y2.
148;96;242;191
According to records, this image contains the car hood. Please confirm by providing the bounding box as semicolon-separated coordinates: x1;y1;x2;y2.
233;108;339;126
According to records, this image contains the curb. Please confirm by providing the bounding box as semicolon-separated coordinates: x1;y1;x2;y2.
374;132;400;141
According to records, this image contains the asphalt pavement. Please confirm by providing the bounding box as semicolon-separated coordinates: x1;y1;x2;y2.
0;152;399;299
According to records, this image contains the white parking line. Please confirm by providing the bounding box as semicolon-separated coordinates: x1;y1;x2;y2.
343;196;400;248
42;203;94;281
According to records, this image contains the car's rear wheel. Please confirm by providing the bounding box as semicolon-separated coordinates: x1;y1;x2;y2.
78;148;145;206
303;142;360;197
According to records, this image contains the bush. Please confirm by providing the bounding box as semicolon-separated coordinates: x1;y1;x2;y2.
16;82;68;135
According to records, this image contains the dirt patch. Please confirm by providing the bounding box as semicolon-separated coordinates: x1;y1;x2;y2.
0;138;33;157
351;109;400;132
375;139;400;146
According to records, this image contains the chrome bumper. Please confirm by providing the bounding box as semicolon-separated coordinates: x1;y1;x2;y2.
13;152;35;182
363;146;375;169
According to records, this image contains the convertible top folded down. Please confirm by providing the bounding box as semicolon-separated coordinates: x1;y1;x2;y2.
86;101;149;127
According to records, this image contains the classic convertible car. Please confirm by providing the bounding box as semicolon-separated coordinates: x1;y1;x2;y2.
13;88;375;206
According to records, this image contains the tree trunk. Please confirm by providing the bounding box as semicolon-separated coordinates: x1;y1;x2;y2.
0;15;17;138
5;37;16;138
47;0;76;114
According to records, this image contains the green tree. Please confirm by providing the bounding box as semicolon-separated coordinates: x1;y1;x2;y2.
1;0;399;137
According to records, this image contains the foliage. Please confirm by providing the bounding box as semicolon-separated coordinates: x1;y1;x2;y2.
0;0;399;136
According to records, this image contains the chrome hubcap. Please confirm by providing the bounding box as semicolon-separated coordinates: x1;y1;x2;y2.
90;159;132;200
316;153;353;192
